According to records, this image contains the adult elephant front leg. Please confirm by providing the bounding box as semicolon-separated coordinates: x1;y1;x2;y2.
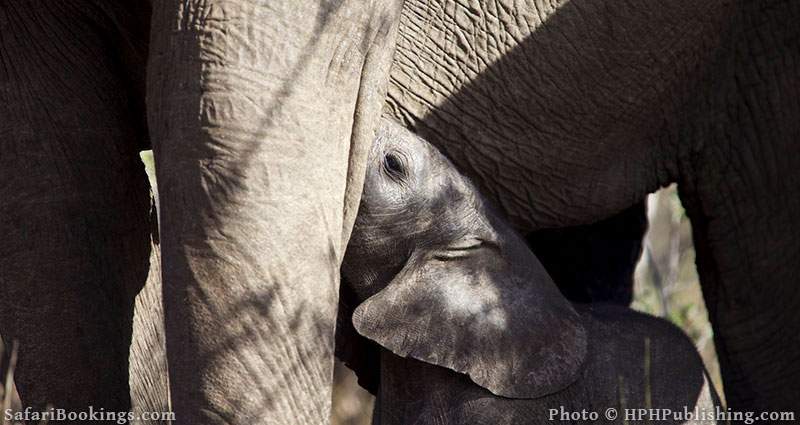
147;1;403;423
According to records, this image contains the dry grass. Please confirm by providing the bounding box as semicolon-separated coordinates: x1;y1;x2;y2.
0;339;22;425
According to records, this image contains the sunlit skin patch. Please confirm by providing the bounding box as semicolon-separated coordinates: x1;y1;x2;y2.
435;282;508;330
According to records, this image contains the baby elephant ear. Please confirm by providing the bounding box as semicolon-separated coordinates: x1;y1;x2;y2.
352;241;588;399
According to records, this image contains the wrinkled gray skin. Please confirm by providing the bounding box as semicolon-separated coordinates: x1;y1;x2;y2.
1;0;799;423
340;119;718;424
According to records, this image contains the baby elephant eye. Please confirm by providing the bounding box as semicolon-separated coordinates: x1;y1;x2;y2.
383;152;406;177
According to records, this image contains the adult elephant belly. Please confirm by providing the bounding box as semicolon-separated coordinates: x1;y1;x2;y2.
384;0;800;414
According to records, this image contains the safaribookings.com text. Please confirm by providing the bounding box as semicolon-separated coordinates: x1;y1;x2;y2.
4;406;175;424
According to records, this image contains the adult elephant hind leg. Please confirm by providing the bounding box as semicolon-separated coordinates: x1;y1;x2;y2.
0;1;152;414
678;0;800;413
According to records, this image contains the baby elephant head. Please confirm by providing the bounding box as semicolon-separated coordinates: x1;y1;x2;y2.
342;118;588;399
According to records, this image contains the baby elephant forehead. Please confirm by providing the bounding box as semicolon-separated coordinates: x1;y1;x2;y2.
376;118;436;151
375;118;412;144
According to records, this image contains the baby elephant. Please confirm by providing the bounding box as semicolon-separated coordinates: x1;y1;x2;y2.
338;118;719;424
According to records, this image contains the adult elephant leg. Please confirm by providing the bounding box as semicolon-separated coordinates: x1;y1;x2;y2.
0;1;151;413
147;1;402;423
678;1;800;412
